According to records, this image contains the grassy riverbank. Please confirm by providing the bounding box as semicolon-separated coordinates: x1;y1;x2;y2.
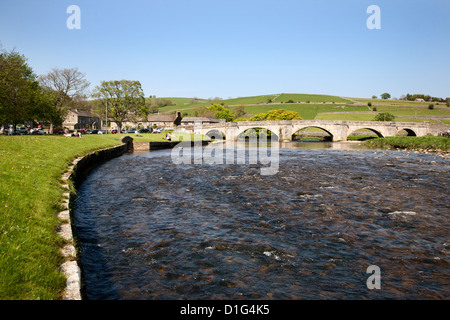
363;136;450;152
0;132;196;299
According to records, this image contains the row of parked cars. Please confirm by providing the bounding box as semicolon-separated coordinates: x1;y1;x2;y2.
1;126;48;135
1;125;166;135
113;127;164;134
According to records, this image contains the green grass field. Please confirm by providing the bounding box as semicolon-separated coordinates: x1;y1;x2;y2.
274;93;352;104
240;104;369;120
0;132;195;299
350;97;437;107
221;94;278;105
364;136;449;151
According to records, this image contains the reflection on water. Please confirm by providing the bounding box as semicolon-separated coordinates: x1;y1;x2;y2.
216;141;371;151
73;142;449;300
280;141;373;150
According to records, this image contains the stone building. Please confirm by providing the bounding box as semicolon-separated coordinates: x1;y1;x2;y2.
147;112;182;128
107;112;182;131
63;110;100;131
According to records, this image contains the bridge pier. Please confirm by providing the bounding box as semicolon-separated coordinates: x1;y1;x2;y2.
278;125;293;142
333;126;349;142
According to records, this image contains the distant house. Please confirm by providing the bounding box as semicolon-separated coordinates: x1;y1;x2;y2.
415;98;425;102
63;110;100;131
147;112;182;128
180;117;225;126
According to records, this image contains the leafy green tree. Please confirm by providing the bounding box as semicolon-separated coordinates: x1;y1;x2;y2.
154;98;175;108
374;112;395;121
249;109;303;121
191;105;210;117
380;93;391;100
232;105;246;118
92;80;146;132
249;113;267;121
207;104;235;122
31;87;59;125
0;49;46;127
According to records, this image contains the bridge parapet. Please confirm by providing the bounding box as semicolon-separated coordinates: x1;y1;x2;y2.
198;120;432;128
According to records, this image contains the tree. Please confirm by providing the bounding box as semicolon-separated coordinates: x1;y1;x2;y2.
380;93;391;100
191;105;212;118
39;67;90;129
0;49;44;127
207;104;235;122
372;95;377;99
92;80;146;132
374;112;395;121
232;105;246;118
249;109;303;121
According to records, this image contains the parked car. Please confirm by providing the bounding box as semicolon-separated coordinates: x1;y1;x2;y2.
16;126;29;134
98;130;107;134
53;129;64;134
111;129;118;134
139;128;151;133
86;129;99;134
30;128;46;135
2;127;21;135
127;128;137;133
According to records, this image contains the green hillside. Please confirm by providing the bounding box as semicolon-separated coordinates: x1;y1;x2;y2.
274;93;351;104
237;104;368;120
151;93;450;124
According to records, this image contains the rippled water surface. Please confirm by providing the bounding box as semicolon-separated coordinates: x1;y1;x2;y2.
73;143;449;299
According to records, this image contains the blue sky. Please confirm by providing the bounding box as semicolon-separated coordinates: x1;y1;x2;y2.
1;0;449;99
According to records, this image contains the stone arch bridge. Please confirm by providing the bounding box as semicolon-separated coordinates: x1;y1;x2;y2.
182;120;446;142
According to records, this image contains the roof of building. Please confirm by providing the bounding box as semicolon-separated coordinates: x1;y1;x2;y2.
181;117;222;123
147;114;178;122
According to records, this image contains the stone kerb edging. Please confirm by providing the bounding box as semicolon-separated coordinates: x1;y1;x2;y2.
57;142;131;300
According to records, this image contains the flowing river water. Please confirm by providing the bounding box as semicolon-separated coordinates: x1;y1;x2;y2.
72;142;449;300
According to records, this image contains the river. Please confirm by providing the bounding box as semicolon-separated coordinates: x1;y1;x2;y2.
72;142;449;299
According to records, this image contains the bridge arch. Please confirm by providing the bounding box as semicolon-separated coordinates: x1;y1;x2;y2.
205;129;226;140
236;127;279;141
396;128;417;136
347;128;384;141
292;126;334;141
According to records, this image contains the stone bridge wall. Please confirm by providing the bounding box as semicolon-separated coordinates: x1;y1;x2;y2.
183;120;448;141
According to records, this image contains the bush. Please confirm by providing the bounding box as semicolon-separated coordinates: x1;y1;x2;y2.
208;104;235;122
372;107;377;111
249;109;303;121
428;104;434;110
368;102;372;107
374;112;395;121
